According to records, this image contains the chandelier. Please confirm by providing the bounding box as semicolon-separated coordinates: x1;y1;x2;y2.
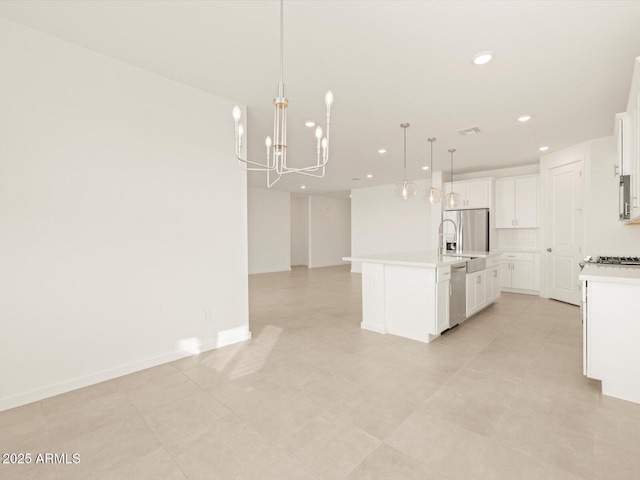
232;0;333;188
394;123;417;200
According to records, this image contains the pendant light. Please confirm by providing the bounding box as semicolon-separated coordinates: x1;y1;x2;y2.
231;0;333;188
423;137;441;204
394;123;417;200
444;148;461;208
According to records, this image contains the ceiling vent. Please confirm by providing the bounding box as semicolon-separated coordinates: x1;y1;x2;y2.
457;126;481;136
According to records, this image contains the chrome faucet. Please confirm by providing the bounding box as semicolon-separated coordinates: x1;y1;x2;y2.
438;218;463;255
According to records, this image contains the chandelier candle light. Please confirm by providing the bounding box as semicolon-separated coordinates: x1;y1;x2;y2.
394;123;417;200
444;148;461;208
231;0;333;188
424;137;442;204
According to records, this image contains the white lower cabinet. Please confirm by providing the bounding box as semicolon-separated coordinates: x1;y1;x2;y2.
466;266;500;318
436;279;450;334
485;266;501;303
500;252;539;292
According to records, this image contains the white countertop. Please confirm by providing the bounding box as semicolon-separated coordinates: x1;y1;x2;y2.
343;250;499;268
579;263;640;285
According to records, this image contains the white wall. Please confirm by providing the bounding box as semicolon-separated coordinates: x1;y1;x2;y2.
308;195;351;268
0;19;249;411
457;163;539;181
247;187;291;274
585;136;640;255
290;195;309;266
351;180;432;273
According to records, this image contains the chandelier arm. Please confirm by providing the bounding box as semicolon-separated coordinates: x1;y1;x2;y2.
267;168;282;188
284;167;326;178
279;158;328;173
235;152;276;171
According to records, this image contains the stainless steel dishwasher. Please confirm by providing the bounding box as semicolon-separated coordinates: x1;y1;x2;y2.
449;263;467;328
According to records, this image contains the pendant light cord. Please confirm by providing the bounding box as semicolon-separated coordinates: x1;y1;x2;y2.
403;127;407;173
279;0;284;84
448;149;456;193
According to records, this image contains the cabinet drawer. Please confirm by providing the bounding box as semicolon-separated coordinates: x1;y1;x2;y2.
501;252;534;262
437;266;451;282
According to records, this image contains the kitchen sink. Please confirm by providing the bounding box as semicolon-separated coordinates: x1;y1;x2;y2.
444;255;486;273
465;257;486;273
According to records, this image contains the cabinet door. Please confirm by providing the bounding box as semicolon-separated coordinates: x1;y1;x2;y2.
511;261;533;290
484;266;500;301
491;266;501;301
475;272;487;309
466;274;477;316
494;178;515;228
500;261;511;288
464;179;490;209
436;280;450;334
515;176;538;228
632;89;640;219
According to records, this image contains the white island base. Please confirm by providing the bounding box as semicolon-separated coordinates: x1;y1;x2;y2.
345;251;501;344
361;262;445;343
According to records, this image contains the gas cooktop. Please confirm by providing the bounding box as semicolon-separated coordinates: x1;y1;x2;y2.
594;256;640;266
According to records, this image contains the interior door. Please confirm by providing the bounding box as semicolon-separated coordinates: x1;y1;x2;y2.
546;161;583;305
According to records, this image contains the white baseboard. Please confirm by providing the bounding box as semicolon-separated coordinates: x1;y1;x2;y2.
500;287;540;296
0;328;252;413
361;322;386;335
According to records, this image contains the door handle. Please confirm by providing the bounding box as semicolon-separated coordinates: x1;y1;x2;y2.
547;248;552;252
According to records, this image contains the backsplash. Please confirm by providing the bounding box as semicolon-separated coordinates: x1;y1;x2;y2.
496;228;540;251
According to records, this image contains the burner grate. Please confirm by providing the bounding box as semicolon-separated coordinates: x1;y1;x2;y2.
595;256;640;266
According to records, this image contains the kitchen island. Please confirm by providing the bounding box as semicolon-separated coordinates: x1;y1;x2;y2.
343;251;501;343
580;264;640;404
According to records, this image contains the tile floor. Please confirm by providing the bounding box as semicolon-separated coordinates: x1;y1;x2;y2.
2;265;640;480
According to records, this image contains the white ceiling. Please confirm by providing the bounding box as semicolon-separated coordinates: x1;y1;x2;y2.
2;0;640;197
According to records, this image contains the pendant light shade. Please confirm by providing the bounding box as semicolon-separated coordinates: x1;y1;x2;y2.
394;123;417;200
423;137;441;204
395;179;418;200
443;148;461;208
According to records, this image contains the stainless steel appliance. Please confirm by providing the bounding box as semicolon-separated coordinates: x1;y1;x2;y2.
449;263;467;328
444;208;490;253
593;255;640;266
620;175;631;220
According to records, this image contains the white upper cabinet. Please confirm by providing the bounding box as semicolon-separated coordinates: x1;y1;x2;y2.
628;57;640;222
494;175;539;228
443;178;491;210
615;112;632;176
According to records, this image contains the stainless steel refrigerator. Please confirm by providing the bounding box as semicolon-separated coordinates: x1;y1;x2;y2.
443;208;490;252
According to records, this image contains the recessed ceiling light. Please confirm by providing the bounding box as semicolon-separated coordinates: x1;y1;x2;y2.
517;115;532;122
472;51;494;65
422;165;429;171
304;121;315;128
366;173;373;178
538;146;550;152
300;185;307;189
349;194;352;198
378;149;386;154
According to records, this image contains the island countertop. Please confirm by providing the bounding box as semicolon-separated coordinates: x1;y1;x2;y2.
579;263;640;285
343;250;500;268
